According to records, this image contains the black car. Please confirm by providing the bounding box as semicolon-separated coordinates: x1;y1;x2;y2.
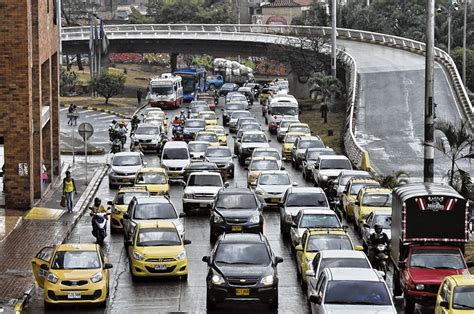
218;83;239;96
221;102;246;126
183;119;206;141
202;233;283;310
205;147;235;179
183;161;223;183
210;188;263;242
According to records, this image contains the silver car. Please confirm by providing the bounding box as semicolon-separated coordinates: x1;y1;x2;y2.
277;117;299;142
228;110;252;133
302;148;336;181
108;152;145;188
254;170;295;208
130;123;161;151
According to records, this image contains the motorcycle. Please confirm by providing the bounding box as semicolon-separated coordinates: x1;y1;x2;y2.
172;124;184;141
90;211;110;245
111;138;122;153
130;140;142;153
372;243;389;280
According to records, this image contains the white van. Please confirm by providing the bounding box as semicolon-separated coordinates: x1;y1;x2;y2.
161;141;190;182
147;74;183;108
265;95;299;134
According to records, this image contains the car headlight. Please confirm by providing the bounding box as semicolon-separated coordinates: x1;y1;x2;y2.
255;188;267;196
184;193;194;199
213;215;224;223
176;250;187;261
112;206;121;214
321;175;328;181
249;214;260;224
211;273;225;285
90;271;103;283
133;251;144;261
47;273;58;284
415;284;425;291
109;170;116;176
260;275;274;286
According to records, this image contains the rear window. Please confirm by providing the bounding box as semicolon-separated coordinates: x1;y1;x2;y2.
231;112;251;119
299;140;324;149
318;258;370;277
216;193;257;209
134;203;177;220
185;120;205;128
307;235;352;252
188;174;222;187
325;281;392;305
350;183;379;195
250;160;279;171
188;143;210;152
320;159;352;170
287;192;328;207
115;192;147;205
300;214;341;228
162;148;189;160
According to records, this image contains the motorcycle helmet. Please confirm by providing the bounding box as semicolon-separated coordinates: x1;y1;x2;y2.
374;223;383;233
111;119;117;124
94;197;101;206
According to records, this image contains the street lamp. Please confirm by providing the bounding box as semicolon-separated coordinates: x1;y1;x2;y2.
437;1;460;55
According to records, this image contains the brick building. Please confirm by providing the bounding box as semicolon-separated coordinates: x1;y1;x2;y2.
0;0;61;209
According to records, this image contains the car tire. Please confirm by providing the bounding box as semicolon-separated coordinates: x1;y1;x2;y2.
44;301;53;310
269;293;278;310
300;274;307;289
206;294;216;311
393;272;403;296
181;274;188;281
405;297;416;313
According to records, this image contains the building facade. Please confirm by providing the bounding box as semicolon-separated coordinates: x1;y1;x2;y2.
0;0;61;209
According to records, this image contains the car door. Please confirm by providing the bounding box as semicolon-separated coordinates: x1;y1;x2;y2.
290;211;302;246
435;279;451;314
307;253;321;297
31;246;55;289
362;212;374;246
123;197;136;241
296;232;308;275
311;274;327;314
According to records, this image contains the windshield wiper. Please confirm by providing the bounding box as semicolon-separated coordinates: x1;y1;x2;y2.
411;265;436;269
453;303;474;309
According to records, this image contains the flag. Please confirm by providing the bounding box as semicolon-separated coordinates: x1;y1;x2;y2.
100;20;110;55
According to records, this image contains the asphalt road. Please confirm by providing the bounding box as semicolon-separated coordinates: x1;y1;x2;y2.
26;98;431;313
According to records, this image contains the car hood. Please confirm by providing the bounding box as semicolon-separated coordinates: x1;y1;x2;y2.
184;127;204;133
111;165;142;174
49;269;103;280
318;169;346;177
184;186;221;194
260;185;290;194
216;264;270;278
241;143;270;149
323;304;396;314
409;268;468;284
133;134;158;140
206;157;232;164
215;208;259;219
136;245;184;259
162;160;190;168
286;206;329;217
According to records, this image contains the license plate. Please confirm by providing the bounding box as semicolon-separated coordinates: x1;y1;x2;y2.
121;179;129;183
270;198;280;203
231;226;242;232
235;288;250;296
200;203;207;208
68;292;81;299
154;264;167;270
141;144;148;149
171;173;179;177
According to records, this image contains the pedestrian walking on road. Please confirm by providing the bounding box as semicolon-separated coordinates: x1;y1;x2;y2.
41;163;48;193
137;88;143;106
62;170;77;213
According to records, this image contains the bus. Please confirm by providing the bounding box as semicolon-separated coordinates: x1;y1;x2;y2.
147;73;183;108
174;67;207;102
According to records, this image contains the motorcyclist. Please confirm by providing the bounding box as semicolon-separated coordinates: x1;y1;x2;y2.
116;121;128;148
90;197;108;236
130;115;140;132
179;110;186;122
368;223;390;264
172;116;181;126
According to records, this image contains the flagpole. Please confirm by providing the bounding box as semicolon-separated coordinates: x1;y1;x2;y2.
89;15;94;97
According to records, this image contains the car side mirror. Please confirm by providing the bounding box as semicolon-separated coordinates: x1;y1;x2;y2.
202;256;210;265
268;139;272;143
309;294;322;304
305;270;315;277
280;166;285;170
244;167;249;171
179;212;186;218
233;155;237;159
183;239;192;245
355;245;364;251
123;213;130;220
224;182;230;188
440;300;449;308
295;244;303;252
40;264;49;271
292;182;298;186
107;201;113;206
221;108;224;111
275;256;284;264
354;200;360;206
104;263;113;269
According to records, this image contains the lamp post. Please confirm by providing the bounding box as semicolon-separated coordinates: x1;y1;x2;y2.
462;0;468;85
330;0;337;112
424;0;435;182
438;1;460;55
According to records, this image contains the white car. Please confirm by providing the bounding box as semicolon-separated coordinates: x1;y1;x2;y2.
254;170;295;208
228;110;253;133
246;147;282;168
312;155;353;188
108;152;145;188
308;267;396;314
187;141;210;161
182;172;225;213
161;141;190;182
289;208;342;249
276;117;300;142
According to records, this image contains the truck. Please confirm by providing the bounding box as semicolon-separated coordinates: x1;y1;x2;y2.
391;183;472;313
147;73;183;108
210;58;254;89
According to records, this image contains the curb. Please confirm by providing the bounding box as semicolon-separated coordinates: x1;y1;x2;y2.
14;164;109;314
61;104;131;120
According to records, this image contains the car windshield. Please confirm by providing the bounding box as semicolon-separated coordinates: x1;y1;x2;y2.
410;250;466;269
162;148;189;160
250;160;279;171
308;150;335;160
363;193;392;207
136;172;167;185
115;192;148;205
373;215;392;229
238;118;255;126
185;120;205;128
191;105;209;113
51;251;100;270
188;175;222;187
285;135;300;143
151;86;173;95
300;214;341;228
243;134;267;143
222;83;234;89
138;228;181;246
199;113;216;120
188;143;210;153
340;173;370;186
271;106;297;115
280;120;298;128
453;286;474;310
231;112;251;119
241;124;260;131
320;159;352;170
225;104;245;111
206;149;231;157
307;235;353;252
187;163;217;171
135;127;160;135
113;156;141;166
325;281;392;305
287;192;328;207
318;258;371;277
214;243;270;265
289;126;310;134
196;134;218;142
231;95;247;102
350;183;380;195
299;140;324;149
216;194;257;209
259;174;290;185
134;203;178;220
208;128;225;135
254;151;280;160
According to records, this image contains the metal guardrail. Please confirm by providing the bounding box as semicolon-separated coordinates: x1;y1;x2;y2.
61;24;473;171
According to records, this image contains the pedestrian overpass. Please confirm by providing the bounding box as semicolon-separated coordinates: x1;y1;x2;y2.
61;24;474;180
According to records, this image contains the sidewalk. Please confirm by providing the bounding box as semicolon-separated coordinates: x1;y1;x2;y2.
0;161;108;313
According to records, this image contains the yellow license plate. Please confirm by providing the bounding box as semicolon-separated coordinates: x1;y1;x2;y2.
235;288;250;296
231;226;242;232
270;198;280;203
171;173;179;177
121;179;129;183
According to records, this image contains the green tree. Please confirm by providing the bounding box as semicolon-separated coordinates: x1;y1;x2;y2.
90;72;126;104
60;69;79;96
308;72;343;111
129;6;153;24
451;47;474;91
376;170;409;189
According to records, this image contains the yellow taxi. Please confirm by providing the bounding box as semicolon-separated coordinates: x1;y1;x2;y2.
435;275;474;313
353;187;392;231
126;221;191;280
282;132;305;159
259;87;275;105
134;167;170;196
341;177;381;220
287;123;311;137
205;125;228;146
194;131;220;147
246;156;280;188
198;111;218;126
32;243;112;308
109;187;149;232
295;228;363;285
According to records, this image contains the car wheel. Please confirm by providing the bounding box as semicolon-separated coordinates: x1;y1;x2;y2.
269;293;278;310
405;297;416;313
181;274;188;281
300;274;307;289
206;294;216;311
44;301;53;310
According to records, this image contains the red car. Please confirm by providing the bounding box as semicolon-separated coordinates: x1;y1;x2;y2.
196;95;216;111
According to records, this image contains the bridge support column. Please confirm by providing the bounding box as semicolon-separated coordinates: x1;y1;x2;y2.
287;70;310;99
170;53;178;73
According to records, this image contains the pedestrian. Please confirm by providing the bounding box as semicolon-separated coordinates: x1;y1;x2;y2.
320;103;328;124
67;104;75;125
72;105;78;126
41;163;48;192
137;88;143;106
62;170;77;213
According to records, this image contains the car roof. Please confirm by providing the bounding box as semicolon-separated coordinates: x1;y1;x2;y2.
137;167;166;173
307;228;347;236
298;136;321;141
285;132;306;137
189;171;221;176
206;125;224;129
448;275;474;286
254;147;279;152
349;177;379;183
299;208;338;215
231;110;250;115
251;156;277;161
318;155;350;160
188;141;211;146
360;187;392;194
307;148;334;153
113;152;141;157
259;170;288;176
324;267;383;282
134;196;171;204
199;111;215;115
138;220;177;230
186;118;206;122
243;130;266;135
163;141;188;148
117;186;148;193
288;123;309;127
370;210;393;216
220;232;266;244
319;250;368;259
57;243;98;251
339;170;371;177
288;186;325;194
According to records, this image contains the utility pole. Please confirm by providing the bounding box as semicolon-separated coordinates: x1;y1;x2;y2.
462;0;468;84
330;0;337;112
424;0;435;182
448;11;452;55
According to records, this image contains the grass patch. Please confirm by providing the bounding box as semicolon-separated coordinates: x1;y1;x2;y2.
300;103;346;155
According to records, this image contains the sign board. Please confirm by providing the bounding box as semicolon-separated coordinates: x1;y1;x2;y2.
78;122;94;140
18;163;28;176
